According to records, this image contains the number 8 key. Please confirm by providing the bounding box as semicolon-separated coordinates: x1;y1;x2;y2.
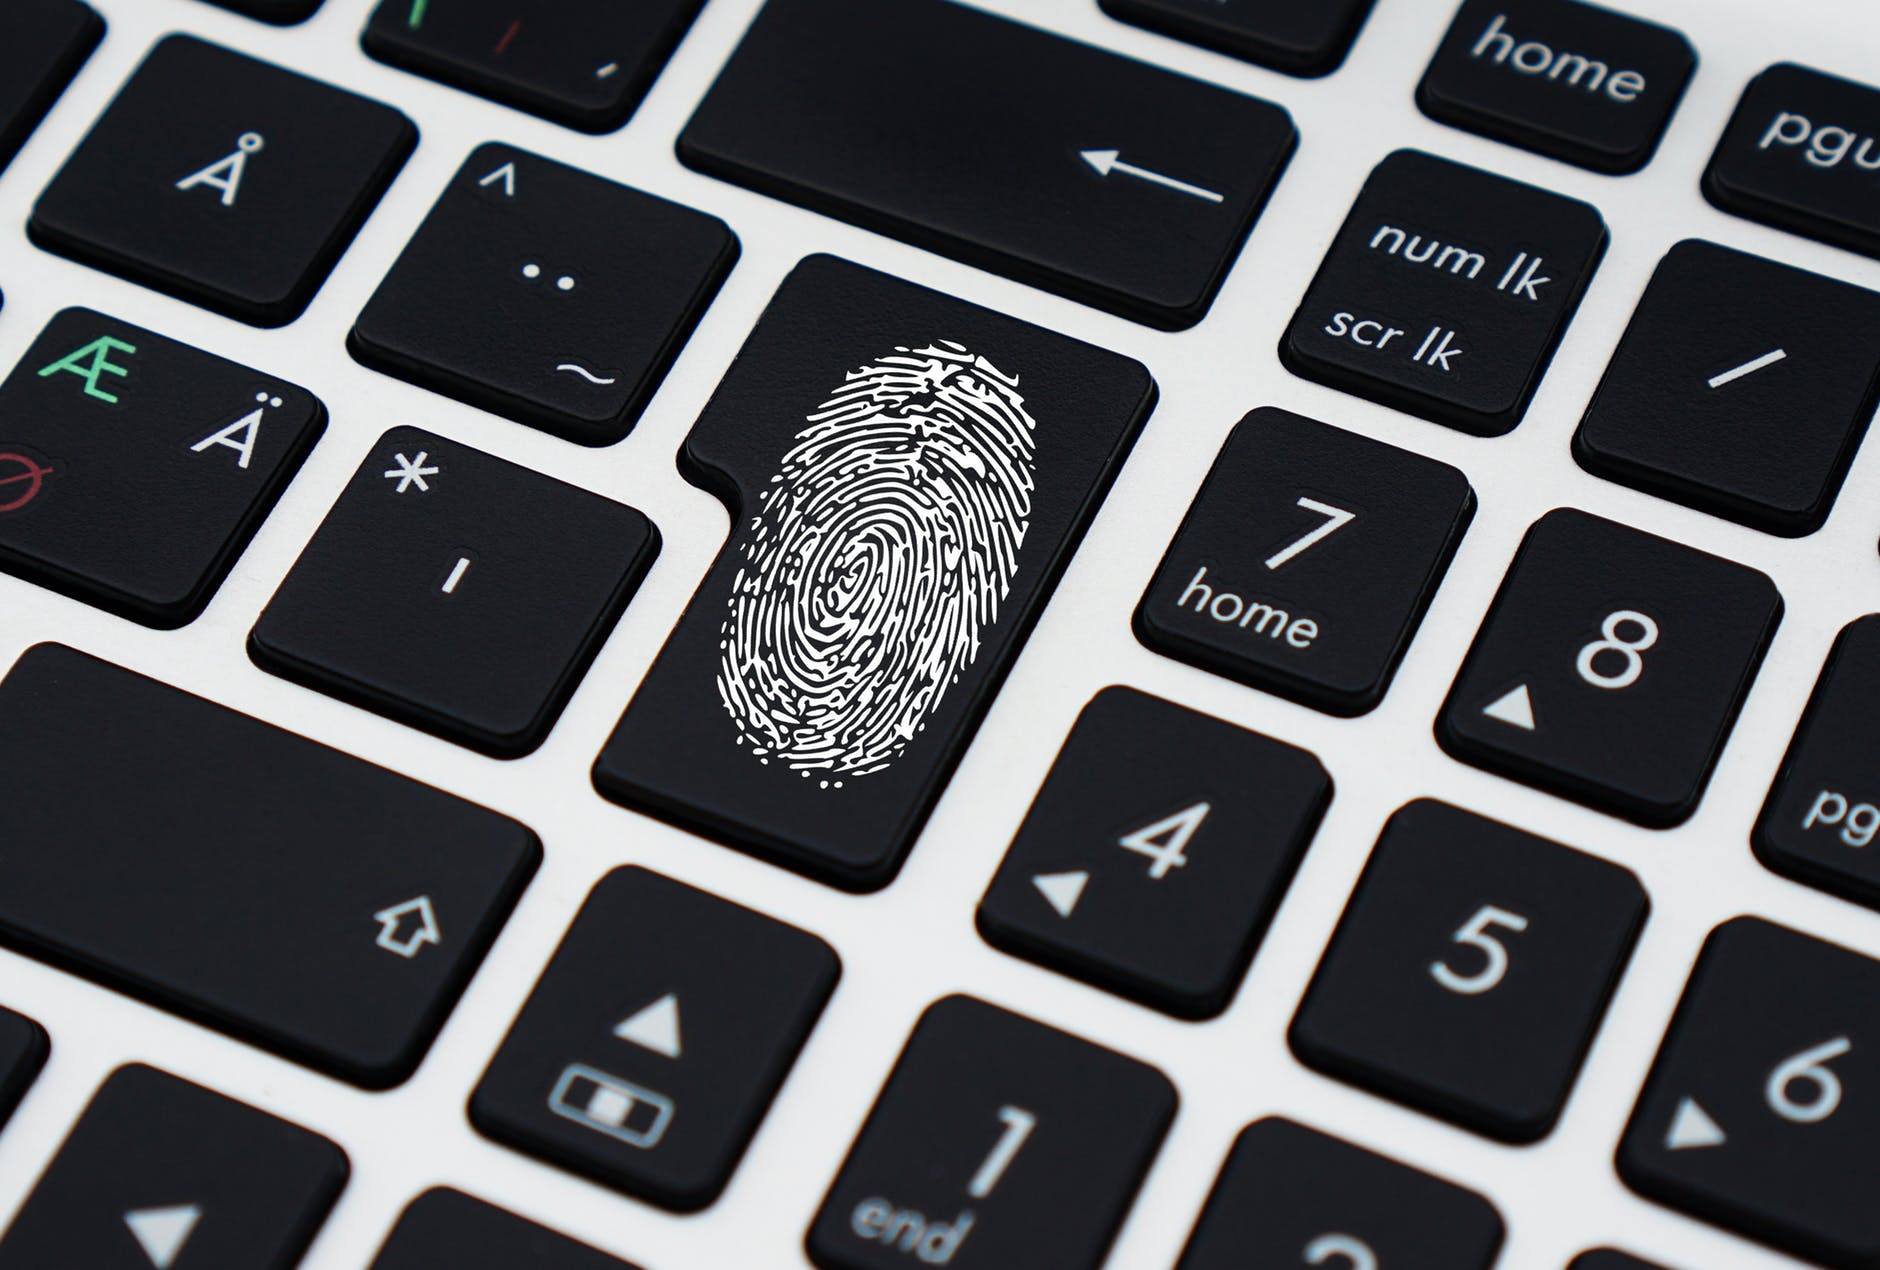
1437;508;1781;826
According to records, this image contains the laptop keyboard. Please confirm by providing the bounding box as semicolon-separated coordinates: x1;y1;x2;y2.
0;1;1874;1268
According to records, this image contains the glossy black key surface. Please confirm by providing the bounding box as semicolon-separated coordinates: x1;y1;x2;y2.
1098;0;1376;77
1283;150;1606;436
0;1065;346;1269
1570;1252;1670;1270
977;687;1330;1018
251;426;658;757
1575;240;1880;536
0;308;323;628
1705;64;1880;260
1417;0;1695;174
201;0;323;22
351;143;736;446
1290;800;1647;1142
30;36;415;327
1619;918;1880;1267
1438;509;1780;826
371;1189;640;1269
1135;407;1473;715
1176;1118;1504;1270
0;1008;48;1134
1755;616;1880;910
364;0;703;132
472;867;838;1212
807;996;1174;1270
0;645;539;1088
593;256;1155;890
679;0;1295;330
0;0;101;175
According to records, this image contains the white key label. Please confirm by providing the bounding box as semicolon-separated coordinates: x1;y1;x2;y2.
1766;1036;1852;1124
1118;802;1210;879
1265;497;1357;571
966;1105;1036;1199
1430;904;1529;996
1576;609;1659;690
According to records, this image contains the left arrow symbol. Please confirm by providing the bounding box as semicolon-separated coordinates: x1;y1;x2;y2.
1080;148;1224;204
125;1205;201;1269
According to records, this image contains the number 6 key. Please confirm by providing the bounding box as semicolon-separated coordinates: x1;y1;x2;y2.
1619;918;1880;1267
1437;508;1781;826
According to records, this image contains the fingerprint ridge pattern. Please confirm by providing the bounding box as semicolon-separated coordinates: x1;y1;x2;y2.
716;341;1037;787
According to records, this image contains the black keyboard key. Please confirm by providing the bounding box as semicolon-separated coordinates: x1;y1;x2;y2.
1098;0;1375;77
0;645;538;1087
807;996;1173;1270
1755;615;1880;910
0;1008;48;1134
364;0;703;132
202;0;323;22
371;1189;640;1269
0;0;101;175
0;308;323;628
1705;64;1880;260
1290;800;1647;1142
679;0;1295;331
1281;149;1606;436
0;1064;345;1269
1135;407;1473;715
1575;240;1880;536
30;36;415;327
1417;0;1695;174
593;256;1154;890
977;687;1330;1018
1437;509;1780;826
351;143;735;446
251;427;658;757
1619;918;1880;1266
472;867;838;1212
1570;1252;1669;1270
1176;1118;1504;1270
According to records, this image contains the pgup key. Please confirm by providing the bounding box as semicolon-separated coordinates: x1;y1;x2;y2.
1283;150;1606;435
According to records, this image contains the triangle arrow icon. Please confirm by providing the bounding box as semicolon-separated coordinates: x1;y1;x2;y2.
1033;870;1089;919
1483;684;1536;731
1665;1097;1726;1150
613;993;682;1059
477;162;517;196
1079;148;1119;176
125;1204;201;1269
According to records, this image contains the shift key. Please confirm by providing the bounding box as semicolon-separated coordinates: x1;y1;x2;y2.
677;0;1296;331
0;644;539;1088
1282;149;1607;436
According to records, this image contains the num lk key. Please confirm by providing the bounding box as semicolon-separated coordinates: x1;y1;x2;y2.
1282;149;1606;436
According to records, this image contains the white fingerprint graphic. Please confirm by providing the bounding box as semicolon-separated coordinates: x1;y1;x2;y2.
716;341;1037;786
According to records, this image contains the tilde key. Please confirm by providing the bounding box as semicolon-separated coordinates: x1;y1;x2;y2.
1282;149;1606;436
592;256;1154;890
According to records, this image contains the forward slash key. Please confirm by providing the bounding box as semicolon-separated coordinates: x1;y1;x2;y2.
1707;347;1787;389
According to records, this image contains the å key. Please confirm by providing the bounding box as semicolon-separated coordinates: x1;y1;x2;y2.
593;256;1155;890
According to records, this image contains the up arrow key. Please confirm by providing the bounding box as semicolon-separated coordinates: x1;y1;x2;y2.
125;1204;201;1269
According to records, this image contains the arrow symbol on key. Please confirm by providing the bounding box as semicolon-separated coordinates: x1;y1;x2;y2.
1079;149;1224;204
